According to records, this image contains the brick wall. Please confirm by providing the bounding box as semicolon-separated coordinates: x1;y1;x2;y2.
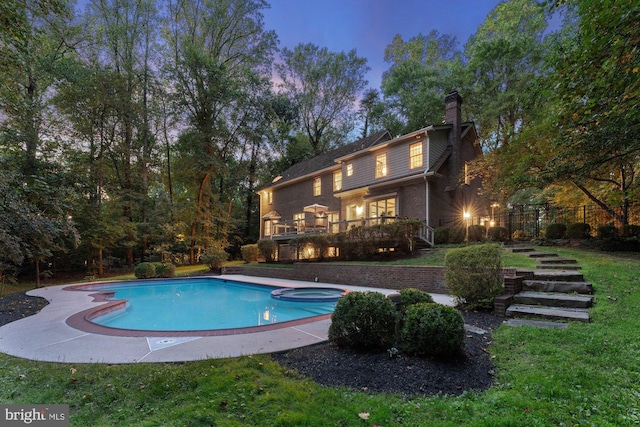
236;264;519;295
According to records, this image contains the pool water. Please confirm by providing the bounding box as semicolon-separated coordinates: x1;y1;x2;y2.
90;278;338;331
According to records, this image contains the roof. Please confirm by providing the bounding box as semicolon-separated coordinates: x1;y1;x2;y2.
261;129;392;190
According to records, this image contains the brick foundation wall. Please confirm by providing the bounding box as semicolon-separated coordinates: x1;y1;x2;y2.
237;264;519;295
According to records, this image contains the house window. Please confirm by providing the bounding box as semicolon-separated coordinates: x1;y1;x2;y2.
267;191;273;204
346;163;353;177
375;153;387;178
333;170;342;192
368;197;396;222
264;220;271;236
409;142;423;169
464;162;470;185
313;177;321;196
327;211;340;233
294;212;305;229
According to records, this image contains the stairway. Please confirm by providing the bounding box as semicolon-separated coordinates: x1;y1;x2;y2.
501;246;594;325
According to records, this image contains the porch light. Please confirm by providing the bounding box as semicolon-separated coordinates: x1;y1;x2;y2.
356;205;363;216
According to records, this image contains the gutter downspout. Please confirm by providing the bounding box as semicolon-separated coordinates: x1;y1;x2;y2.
423;137;431;227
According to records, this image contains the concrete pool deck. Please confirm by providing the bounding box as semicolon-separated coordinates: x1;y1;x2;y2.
0;275;455;364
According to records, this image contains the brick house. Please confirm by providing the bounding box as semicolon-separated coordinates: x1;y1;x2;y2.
257;91;482;257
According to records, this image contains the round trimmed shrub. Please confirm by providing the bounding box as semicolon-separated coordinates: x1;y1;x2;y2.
487;226;508;242
597;224;618;239
622;224;640;238
444;244;503;310
200;248;229;271
400;302;465;358
567;222;591;239
448;226;466;244
468;224;486;242
134;262;156;279
240;244;259;262
398;288;434;307
328;291;397;351
545;223;567;239
257;239;278;262
155;263;176;278
434;227;449;245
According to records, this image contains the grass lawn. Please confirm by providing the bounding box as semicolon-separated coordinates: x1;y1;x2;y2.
1;247;639;426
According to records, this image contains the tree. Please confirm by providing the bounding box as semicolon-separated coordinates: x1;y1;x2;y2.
0;164;79;288
538;0;640;226
276;43;369;155
382;31;463;135
462;0;549;208
358;88;382;138
164;0;276;263
0;0;72;176
463;0;548;151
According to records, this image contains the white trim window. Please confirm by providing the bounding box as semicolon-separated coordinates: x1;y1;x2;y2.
313;177;321;196
409;142;423;169
375;153;387;178
333;170;342;191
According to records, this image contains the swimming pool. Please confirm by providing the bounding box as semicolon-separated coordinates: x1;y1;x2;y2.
68;278;343;335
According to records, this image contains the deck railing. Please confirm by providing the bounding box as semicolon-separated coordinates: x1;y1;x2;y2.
268;217;435;247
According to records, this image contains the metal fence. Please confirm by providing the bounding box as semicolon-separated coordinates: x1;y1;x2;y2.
485;203;639;239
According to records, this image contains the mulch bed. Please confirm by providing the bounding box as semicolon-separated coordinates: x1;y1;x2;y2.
272;310;504;396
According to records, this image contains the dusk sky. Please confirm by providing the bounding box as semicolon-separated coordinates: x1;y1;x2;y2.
262;0;502;89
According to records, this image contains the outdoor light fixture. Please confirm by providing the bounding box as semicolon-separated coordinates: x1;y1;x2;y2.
356;205;363;216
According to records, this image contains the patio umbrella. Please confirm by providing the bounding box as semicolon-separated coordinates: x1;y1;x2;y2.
303;203;328;215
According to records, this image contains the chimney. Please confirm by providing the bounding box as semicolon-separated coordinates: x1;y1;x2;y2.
445;91;463;190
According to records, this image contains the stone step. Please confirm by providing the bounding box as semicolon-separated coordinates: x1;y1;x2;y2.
523;279;593;295
532;270;585;282
505;319;570;329
509;246;535;253
537;257;578;265
506;304;590;322
528;252;559;258
513;291;594;308
536;264;582;270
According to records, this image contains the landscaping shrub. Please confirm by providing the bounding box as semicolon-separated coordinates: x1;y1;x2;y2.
597;224;618;239
398;288;434;307
622;224;640;238
240;244;259;262
155;263;176;278
567;222;591;239
257;239;278;262
545;223;567;239
290;234;330;260
400;302;465;358
444;243;503;310
200;247;229;271
134;262;156;279
487;226;509;242
434;227;449;245
601;237;640;252
468;225;486;242
447;226;466;244
328;291;397;351
512;229;531;241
